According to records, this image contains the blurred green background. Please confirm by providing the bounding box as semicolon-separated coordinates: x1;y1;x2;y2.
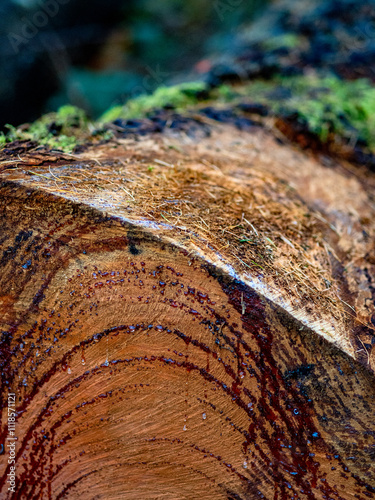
0;0;268;127
2;0;375;134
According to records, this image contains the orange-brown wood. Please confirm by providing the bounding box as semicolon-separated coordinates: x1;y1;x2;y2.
1;124;375;499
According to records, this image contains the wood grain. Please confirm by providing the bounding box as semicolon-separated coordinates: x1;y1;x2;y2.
1;124;375;499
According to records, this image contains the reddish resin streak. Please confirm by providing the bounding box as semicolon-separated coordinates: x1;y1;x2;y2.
0;243;373;498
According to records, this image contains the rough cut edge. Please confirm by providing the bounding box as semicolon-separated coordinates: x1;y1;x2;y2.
1;178;355;365
125;215;355;356
3;122;375;372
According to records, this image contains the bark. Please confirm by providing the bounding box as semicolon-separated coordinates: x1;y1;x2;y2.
0;123;375;499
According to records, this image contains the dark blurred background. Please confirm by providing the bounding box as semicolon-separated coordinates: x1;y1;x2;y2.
0;0;267;128
1;0;375;131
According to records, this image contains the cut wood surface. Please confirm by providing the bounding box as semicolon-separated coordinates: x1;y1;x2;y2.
1;122;375;499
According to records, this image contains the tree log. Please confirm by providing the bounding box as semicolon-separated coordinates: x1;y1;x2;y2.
1;123;375;499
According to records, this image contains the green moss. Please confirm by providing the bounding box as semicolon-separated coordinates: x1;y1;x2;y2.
0;132;6;148
215;84;238;102
54;104;87;123
4;72;375;157
260;33;302;51
4;105;92;152
241;75;375;151
100;81;207;122
99;74;375;153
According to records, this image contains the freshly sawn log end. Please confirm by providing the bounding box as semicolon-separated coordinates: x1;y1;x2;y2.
1;124;375;499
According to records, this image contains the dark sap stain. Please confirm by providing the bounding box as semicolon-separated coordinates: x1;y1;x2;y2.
283;364;316;382
129;243;141;255
55;471;96;500
209;270;348;500
127;230;142;256
0;230;33;266
15;230;33;244
2;248;373;498
226;492;245;500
